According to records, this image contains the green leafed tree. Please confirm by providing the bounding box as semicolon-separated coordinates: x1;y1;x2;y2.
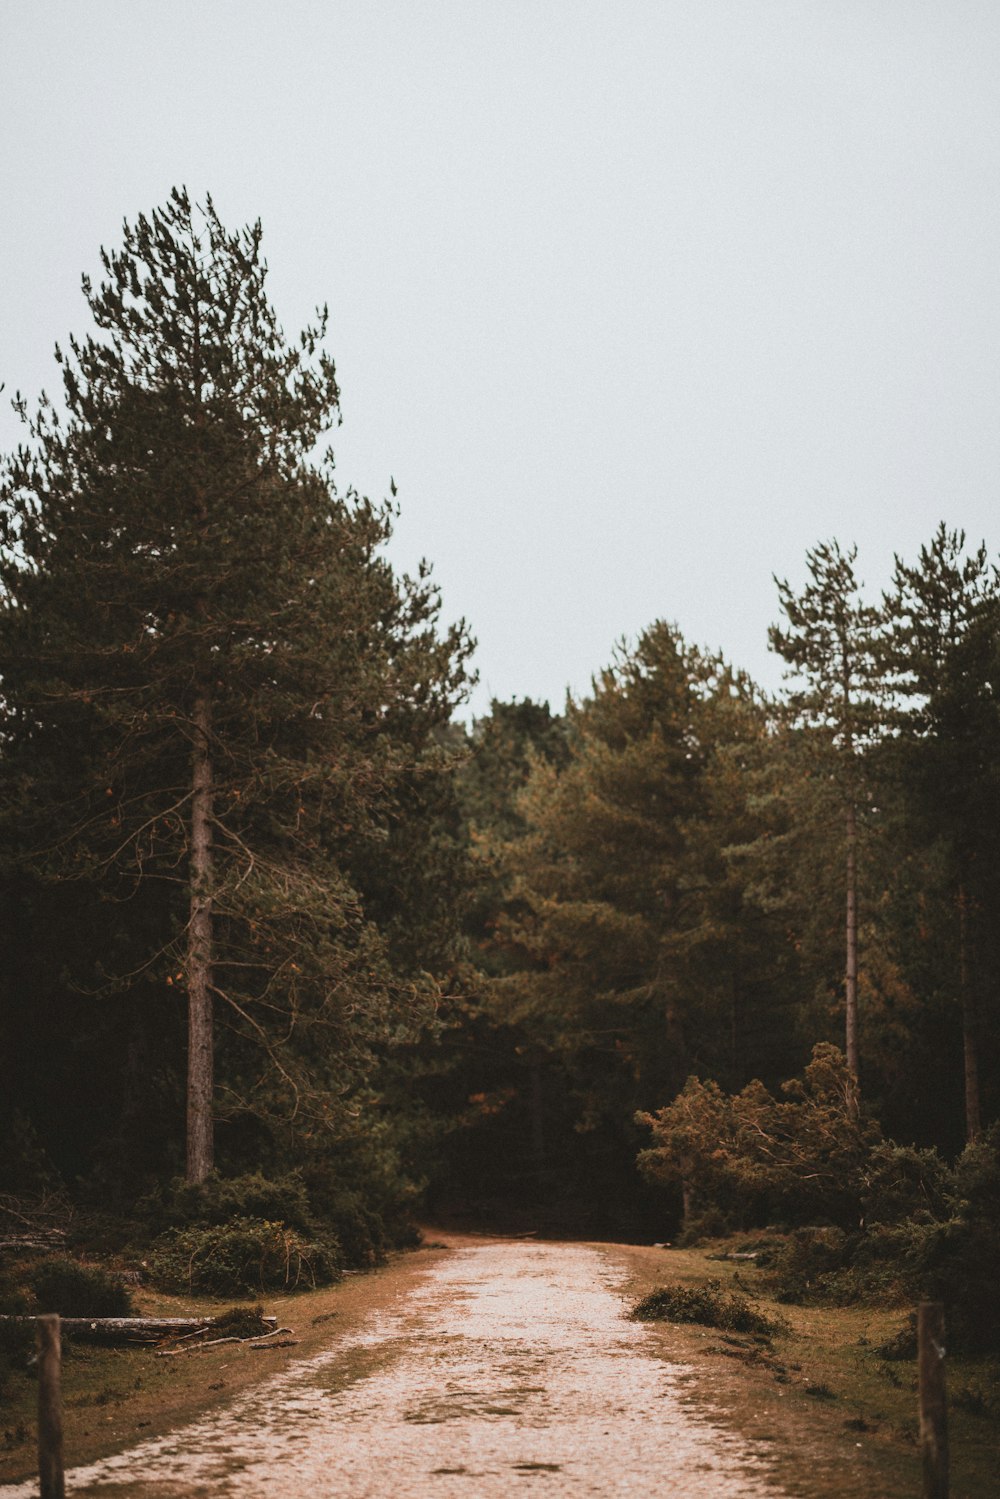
490;623;789;1170
769;541;885;1113
882;525;1000;1142
0;189;473;1182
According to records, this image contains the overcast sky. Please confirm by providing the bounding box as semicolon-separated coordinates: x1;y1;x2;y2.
2;2;999;716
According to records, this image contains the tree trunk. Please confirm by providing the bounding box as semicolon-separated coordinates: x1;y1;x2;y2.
958;886;982;1144
186;687;214;1184
845;800;860;1116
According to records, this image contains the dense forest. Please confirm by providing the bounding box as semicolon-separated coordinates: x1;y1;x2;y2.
2;194;998;1353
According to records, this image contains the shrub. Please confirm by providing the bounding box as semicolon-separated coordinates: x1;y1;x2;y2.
766;1228;853;1303
630;1278;786;1336
638;1063;1000;1355
139;1169;396;1270
676;1206;731;1246
317;1190;388;1268
140;1172;314;1236
860;1143;951;1227
637;1045;880;1233
935;1127;1000;1354
212;1304;272;1338
298;1147;423;1256
0;1264;31;1318
148;1217;342;1297
0;1266;34;1394
29;1258;134;1317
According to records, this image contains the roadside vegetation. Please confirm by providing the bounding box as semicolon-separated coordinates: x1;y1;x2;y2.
614;1238;1000;1499
0;1236;450;1485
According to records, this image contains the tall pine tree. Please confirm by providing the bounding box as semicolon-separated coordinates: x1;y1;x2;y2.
0;190;472;1182
770;541;884;1112
492;625;781;1153
883;525;999;1142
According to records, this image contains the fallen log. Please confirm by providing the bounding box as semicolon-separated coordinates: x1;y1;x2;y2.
0;1315;277;1346
0;1233;67;1254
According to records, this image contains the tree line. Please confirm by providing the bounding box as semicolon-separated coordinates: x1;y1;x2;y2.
446;536;998;1232
1;193;997;1265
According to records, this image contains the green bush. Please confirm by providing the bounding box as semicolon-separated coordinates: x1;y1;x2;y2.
676;1206;731;1246
148;1217;342;1296
860;1143;951;1226
638;1059;1000;1355
934;1128;1000;1354
29;1257;134;1317
766;1227;853;1303
299;1147;423;1256
637;1046;880;1232
630;1278;786;1336
317;1190;388;1268
140;1172;314;1236
212;1304;272;1338
0;1264;31;1317
139;1168;397;1270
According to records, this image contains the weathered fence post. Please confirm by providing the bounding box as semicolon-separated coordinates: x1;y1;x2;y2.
918;1301;948;1499
36;1313;65;1499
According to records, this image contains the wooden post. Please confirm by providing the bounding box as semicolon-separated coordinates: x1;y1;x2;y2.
36;1314;65;1499
918;1301;948;1499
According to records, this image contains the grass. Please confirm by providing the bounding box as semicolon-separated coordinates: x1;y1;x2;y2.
605;1236;1000;1499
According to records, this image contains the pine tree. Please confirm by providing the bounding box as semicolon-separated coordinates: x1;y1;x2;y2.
0;190;472;1182
492;623;780;1139
883;525;999;1142
769;541;884;1112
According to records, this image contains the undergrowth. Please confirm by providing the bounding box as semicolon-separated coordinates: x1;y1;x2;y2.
212;1304;273;1338
630;1277;786;1336
29;1258;134;1318
148;1216;342;1296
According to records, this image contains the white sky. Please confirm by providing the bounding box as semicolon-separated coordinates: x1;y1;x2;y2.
2;1;999;717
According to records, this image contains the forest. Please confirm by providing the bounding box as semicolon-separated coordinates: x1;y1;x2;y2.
2;192;999;1361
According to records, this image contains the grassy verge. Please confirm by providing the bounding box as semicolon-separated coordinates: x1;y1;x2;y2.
604;1238;1000;1499
0;1241;451;1486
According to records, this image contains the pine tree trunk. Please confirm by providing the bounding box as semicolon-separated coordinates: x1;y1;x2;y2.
958;886;982;1144
186;688;214;1184
845;800;860;1116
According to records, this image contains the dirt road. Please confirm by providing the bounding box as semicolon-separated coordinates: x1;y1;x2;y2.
2;1240;786;1497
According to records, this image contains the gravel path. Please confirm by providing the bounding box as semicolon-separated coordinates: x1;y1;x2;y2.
2;1241;786;1497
